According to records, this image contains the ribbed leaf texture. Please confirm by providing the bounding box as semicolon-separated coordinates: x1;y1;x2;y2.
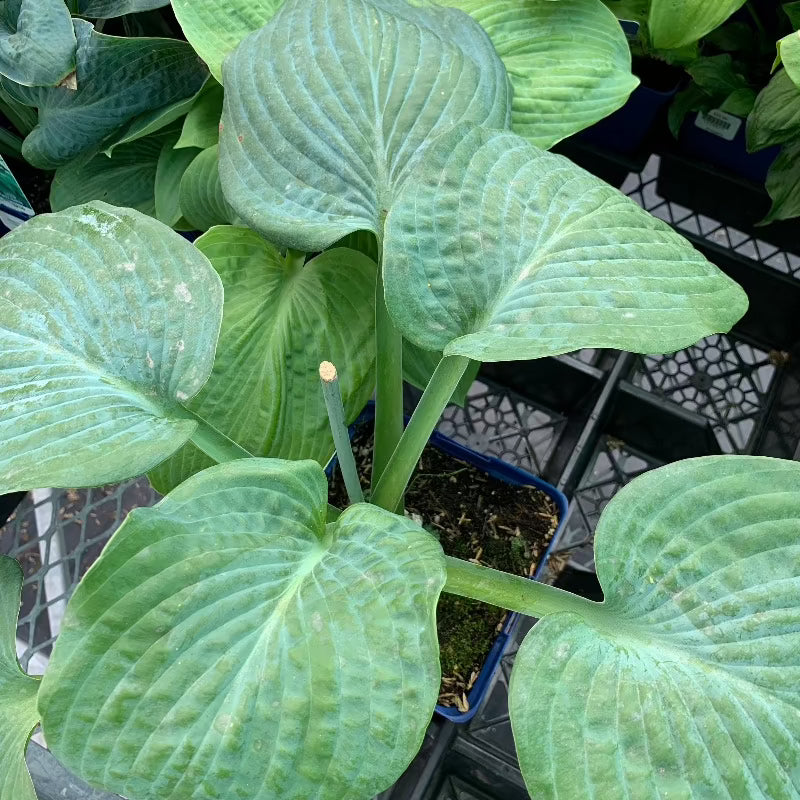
436;0;638;148
649;0;747;49
149;227;376;492
0;0;76;86
172;0;282;81
3;20;207;168
511;456;800;800
39;459;446;800
384;126;748;361
0;202;222;493
50;130;169;215
219;0;510;251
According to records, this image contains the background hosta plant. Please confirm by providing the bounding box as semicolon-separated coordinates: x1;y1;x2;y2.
2;1;798;799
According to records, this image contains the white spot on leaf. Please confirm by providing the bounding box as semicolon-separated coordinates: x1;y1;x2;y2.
145;351;155;369
311;611;323;632
174;283;192;303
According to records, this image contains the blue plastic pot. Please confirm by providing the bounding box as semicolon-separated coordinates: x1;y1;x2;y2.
577;80;679;154
328;404;569;724
678;111;780;184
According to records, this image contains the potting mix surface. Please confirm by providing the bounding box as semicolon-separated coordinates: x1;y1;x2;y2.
328;424;560;713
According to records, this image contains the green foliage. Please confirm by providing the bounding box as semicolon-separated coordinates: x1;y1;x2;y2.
171;0;283;81
649;0;747;49
154;128;199;227
383;126;746;361
763;141;800;223
510;456;800;799
149;228;376;493
747;68;800;150
50;129;169;215
218;0;510;251
77;0;169;16
2;20;207;168
39;458;446;800
4;2;792;800
178;144;235;230
434;0;638;149
0;202;223;493
175;81;223;150
0;556;40;800
0;0;76;87
776;31;800;87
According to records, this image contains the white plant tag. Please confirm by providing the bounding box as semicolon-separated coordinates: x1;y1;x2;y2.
694;110;742;141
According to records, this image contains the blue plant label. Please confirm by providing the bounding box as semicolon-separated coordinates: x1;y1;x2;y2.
694;110;742;142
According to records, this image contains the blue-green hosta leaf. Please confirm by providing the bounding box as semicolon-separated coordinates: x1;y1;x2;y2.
0;0;76;87
437;0;638;149
179;144;235;231
104;76;211;156
747;69;800;151
219;0;510;252
78;0;169;17
149;226;376;493
39;458;446;800
776;32;800;88
50;129;168;215
649;0;747;49
154;128;200;227
0;556;40;800
762;142;800;224
510;456;800;799
175;81;223;150
0;202;223;493
384;126;747;361
172;0;282;82
3;19;208;169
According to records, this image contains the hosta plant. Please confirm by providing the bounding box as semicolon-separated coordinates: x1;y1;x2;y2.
2;1;799;799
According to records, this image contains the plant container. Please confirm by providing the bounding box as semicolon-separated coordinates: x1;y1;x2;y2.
678;111;779;184
575;57;682;155
329;404;569;724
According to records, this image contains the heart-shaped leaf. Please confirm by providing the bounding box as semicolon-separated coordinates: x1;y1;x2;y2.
78;0;169;17
50;129;169;215
172;0;282;82
0;201;223;493
3;19;208;169
149;226;376;493
0;0;76;87
384;126;748;361
439;0;638;149
179;144;235;231
0;556;40;800
747;69;800;151
219;0;510;251
39;458;446;800
510;456;800;799
175;81;223;150
649;0;747;49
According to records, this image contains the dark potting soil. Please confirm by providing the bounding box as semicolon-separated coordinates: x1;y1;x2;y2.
328;424;559;713
6;153;51;215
